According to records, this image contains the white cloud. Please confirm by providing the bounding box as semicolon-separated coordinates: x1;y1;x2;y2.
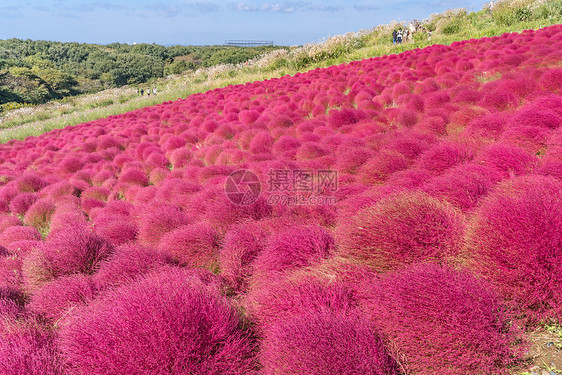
353;4;380;11
228;1;342;13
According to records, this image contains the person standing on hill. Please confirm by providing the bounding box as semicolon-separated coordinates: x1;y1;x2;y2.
153;87;157;96
147;88;151;96
397;30;403;44
392;29;398;45
140;88;144;96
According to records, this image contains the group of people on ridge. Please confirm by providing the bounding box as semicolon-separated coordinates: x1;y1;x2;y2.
392;20;432;45
392;29;410;45
139;87;157;96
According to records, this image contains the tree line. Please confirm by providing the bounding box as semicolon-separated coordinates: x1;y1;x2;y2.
0;39;277;106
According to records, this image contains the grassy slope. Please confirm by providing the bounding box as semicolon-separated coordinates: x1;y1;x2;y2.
0;1;560;144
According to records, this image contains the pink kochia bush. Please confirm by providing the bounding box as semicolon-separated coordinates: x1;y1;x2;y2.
28;274;97;322
0;225;41;247
219;221;267;292
476;143;537;177
247;276;358;335
58;268;258;375
137;204;190;246
421;163;502;211
0;325;63;375
158;222;220;270
23;198;56;233
337;191;464;272
361;263;519;375
93;214;137;246
464;175;562;325
260;310;400;375
95;243;171;288
8;192;38;215
23;225;113;292
250;225;335;288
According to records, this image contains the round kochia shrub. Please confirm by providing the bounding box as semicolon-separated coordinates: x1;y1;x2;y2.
0;326;63;375
137;204;190;246
416;141;475;175
476;143;537;177
260;310;399;375
28;274;97;322
58;268;257;375
23;198;56;233
337;191;464;272
219;221;267;292
158;222;220;270
0;225;41;247
540;67;562;93
247;276;357;335
464;175;562;325
251;225;335;288
9;192;38;215
95;243;171;288
361;264;519;375
23;226;113;292
93;215;137;246
421;163;502;211
357;150;408;184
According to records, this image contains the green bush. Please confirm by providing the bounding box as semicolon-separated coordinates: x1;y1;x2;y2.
86;99;114;109
442;19;462;34
533;0;562;20
491;1;534;26
441;12;468;34
515;6;532;22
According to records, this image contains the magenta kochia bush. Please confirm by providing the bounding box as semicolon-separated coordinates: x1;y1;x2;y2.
158;222;220;270
0;326;63;375
28;274;97;322
247;276;357;335
337;191;464;272
464;175;562;325
93;214;137;246
13;172;47;193
23;226;113;292
251;225;334;288
416;141;475;175
421;163;502;211
475;143;537;177
219;221;267;292
9;192;38;215
118;168;148;186
260;310;399;375
137;204;190;246
23;198;56;233
540;67;562;93
58;268;258;375
509;107;561;130
0;225;41;247
357;150;408;184
0;215;22;233
361;263;519;375
95;243;171;288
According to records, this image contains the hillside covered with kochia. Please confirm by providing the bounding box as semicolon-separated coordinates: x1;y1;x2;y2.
0;24;561;374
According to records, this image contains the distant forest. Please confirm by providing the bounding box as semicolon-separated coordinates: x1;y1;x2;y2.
0;39;278;105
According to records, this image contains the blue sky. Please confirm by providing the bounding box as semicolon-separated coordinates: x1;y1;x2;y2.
0;0;489;46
